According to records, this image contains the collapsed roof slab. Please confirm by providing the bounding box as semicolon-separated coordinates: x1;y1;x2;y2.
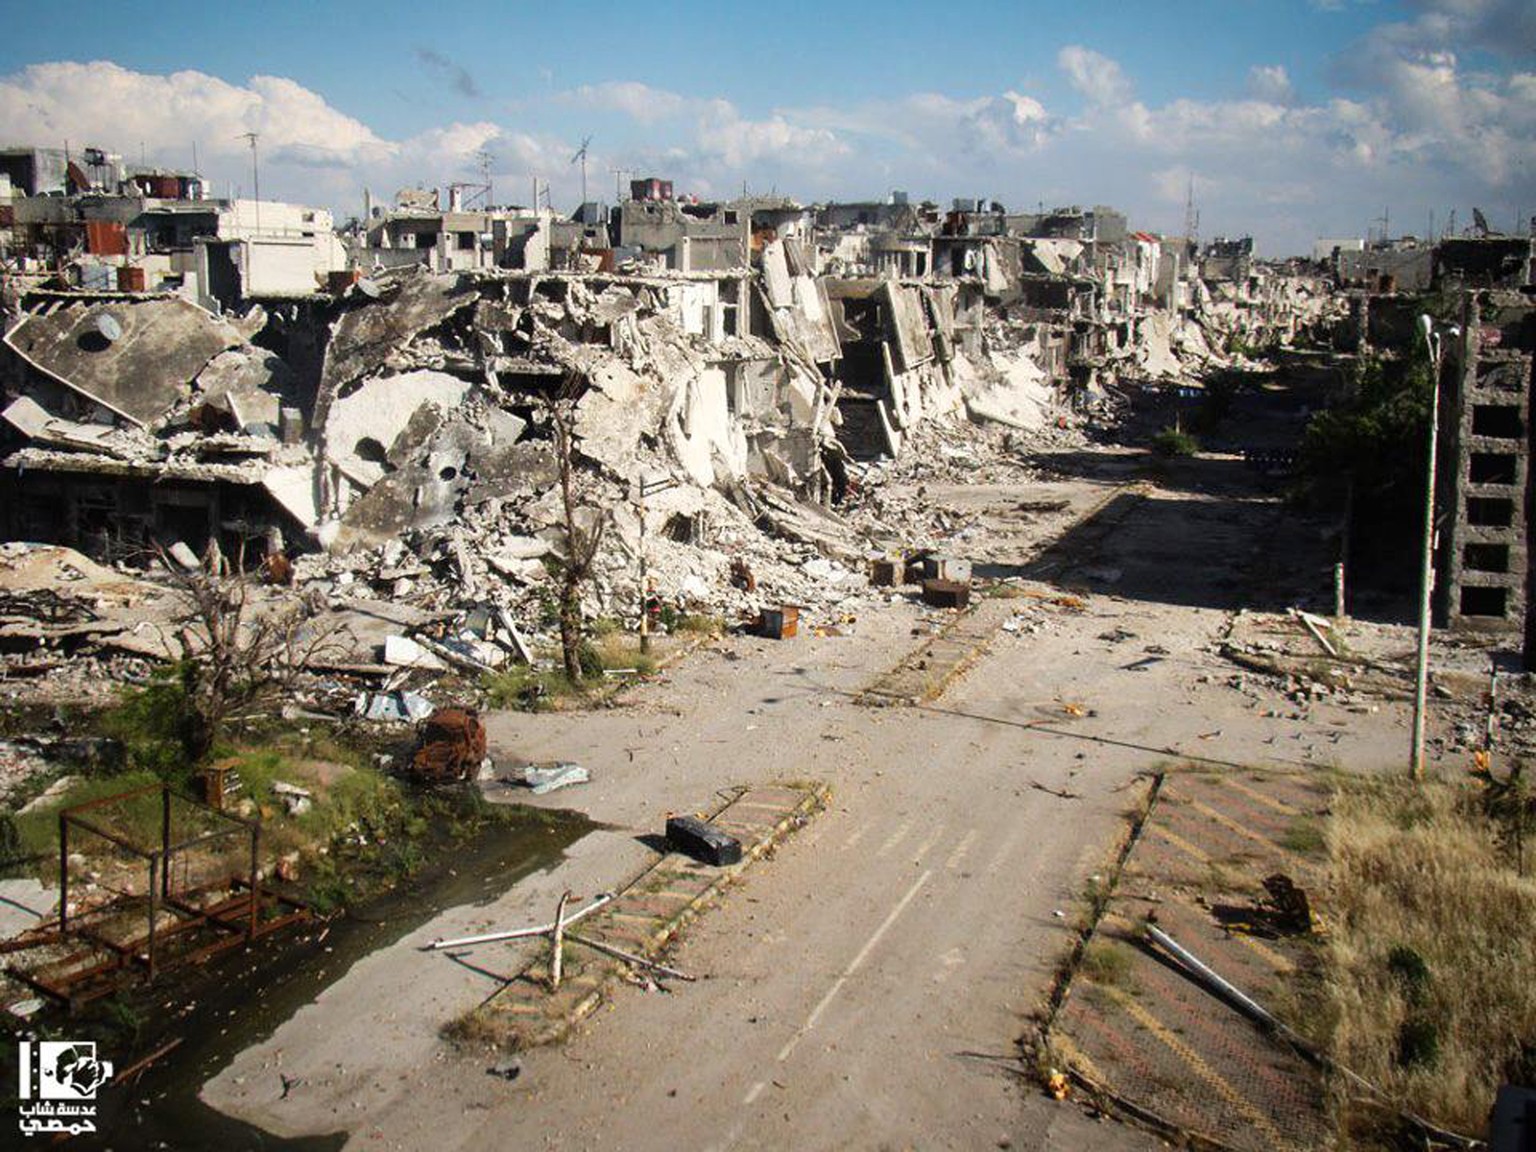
315;271;477;427
2;395;138;457
4;297;249;427
325;369;473;489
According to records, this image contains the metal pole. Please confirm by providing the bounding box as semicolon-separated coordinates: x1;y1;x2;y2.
161;787;172;899
147;856;158;979
1410;317;1442;780
58;813;69;936
639;487;650;654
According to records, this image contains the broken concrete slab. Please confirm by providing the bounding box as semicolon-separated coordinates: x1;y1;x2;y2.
325;369;473;489
261;464;322;533
316;270;477;417
2;395;139;456
383;634;450;671
5;297;250;427
521;762;590;795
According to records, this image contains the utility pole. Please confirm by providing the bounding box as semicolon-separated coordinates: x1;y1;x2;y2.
634;471;676;653
240;132;261;234
1184;174;1199;246
610;166;634;203
570;134;592;213
1410;314;1459;780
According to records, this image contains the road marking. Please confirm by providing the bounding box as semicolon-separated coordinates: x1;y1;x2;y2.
910;822;946;863
874;819;913;858
1148;820;1213;864
743;1080;766;1105
1099;983;1291;1148
775;870;933;1063
945;828;979;871
1232;930;1294;974
984;825;1025;874
1219;776;1303;817
1187;797;1285;854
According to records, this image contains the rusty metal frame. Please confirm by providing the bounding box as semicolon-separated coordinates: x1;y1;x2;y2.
9;783;306;1007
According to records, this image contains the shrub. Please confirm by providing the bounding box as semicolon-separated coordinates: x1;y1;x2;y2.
1151;427;1199;458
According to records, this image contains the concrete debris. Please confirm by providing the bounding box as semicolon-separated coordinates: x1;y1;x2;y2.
383;634;449;671
520;763;590;795
0;190;1352;704
4;296;254;427
271;780;314;816
665;814;743;867
357;690;435;724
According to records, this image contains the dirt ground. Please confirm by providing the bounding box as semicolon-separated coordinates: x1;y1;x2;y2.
198;404;1452;1151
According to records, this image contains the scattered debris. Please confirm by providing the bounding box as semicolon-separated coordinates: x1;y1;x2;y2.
758;606;799;640
410;708;488;784
665;814;743;866
921;579;971;609
487;1059;522;1082
520;763;590;795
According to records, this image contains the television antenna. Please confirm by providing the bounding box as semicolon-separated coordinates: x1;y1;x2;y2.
1184;174;1199;248
453;150;494;210
238;131;260;233
570;134;593;209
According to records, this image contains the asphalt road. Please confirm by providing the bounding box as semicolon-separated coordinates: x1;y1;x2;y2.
205;459;1410;1151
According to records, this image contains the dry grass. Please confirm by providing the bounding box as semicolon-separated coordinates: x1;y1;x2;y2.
1323;774;1536;1138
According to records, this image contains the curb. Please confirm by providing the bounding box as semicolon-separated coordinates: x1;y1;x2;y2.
451;780;829;1051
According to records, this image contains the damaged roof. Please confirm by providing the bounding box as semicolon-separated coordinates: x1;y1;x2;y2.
5;296;250;426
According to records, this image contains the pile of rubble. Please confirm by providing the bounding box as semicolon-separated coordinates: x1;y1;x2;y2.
0;247;1344;734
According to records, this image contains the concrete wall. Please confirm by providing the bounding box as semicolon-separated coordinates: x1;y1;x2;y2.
1443;291;1535;633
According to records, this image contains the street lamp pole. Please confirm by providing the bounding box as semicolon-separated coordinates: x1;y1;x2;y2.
1410;314;1449;780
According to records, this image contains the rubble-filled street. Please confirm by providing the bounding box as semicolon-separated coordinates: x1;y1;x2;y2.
3;31;1536;1145
195;423;1442;1152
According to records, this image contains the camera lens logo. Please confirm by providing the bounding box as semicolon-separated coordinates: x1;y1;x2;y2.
18;1040;112;1137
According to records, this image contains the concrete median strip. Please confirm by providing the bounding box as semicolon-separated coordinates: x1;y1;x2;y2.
444;781;829;1052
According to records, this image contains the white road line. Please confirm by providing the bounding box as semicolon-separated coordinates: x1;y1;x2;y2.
742;1080;766;1105
945;828;979;870
984;825;1024;875
910;822;946;863
874;819;913;858
775;870;933;1063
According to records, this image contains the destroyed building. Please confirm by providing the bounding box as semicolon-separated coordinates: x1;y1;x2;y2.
0;149;1354;660
354;186;554;276
1439;290;1536;633
0;142;345;307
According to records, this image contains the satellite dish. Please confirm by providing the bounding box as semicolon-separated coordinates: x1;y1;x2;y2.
355;278;382;299
94;313;122;343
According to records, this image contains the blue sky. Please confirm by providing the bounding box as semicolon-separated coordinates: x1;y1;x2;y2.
1;0;1532;253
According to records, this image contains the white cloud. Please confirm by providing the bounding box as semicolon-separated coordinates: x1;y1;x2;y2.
1246;65;1295;104
689;98;846;172
1058;45;1133;107
0;34;1531;256
0;61;395;167
559;81;688;124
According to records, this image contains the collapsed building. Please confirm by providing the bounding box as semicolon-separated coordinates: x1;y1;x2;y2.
1;159;1351;654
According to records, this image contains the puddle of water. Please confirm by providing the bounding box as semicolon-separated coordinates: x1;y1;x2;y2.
2;803;591;1150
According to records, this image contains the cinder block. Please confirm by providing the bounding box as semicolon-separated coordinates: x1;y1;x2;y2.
666;815;742;866
922;579;970;609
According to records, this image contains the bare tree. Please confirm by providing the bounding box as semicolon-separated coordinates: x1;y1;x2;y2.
545;378;608;684
161;545;336;762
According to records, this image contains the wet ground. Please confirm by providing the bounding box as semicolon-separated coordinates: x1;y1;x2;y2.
0;801;590;1150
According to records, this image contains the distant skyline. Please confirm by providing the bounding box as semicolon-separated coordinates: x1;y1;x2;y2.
0;0;1532;255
